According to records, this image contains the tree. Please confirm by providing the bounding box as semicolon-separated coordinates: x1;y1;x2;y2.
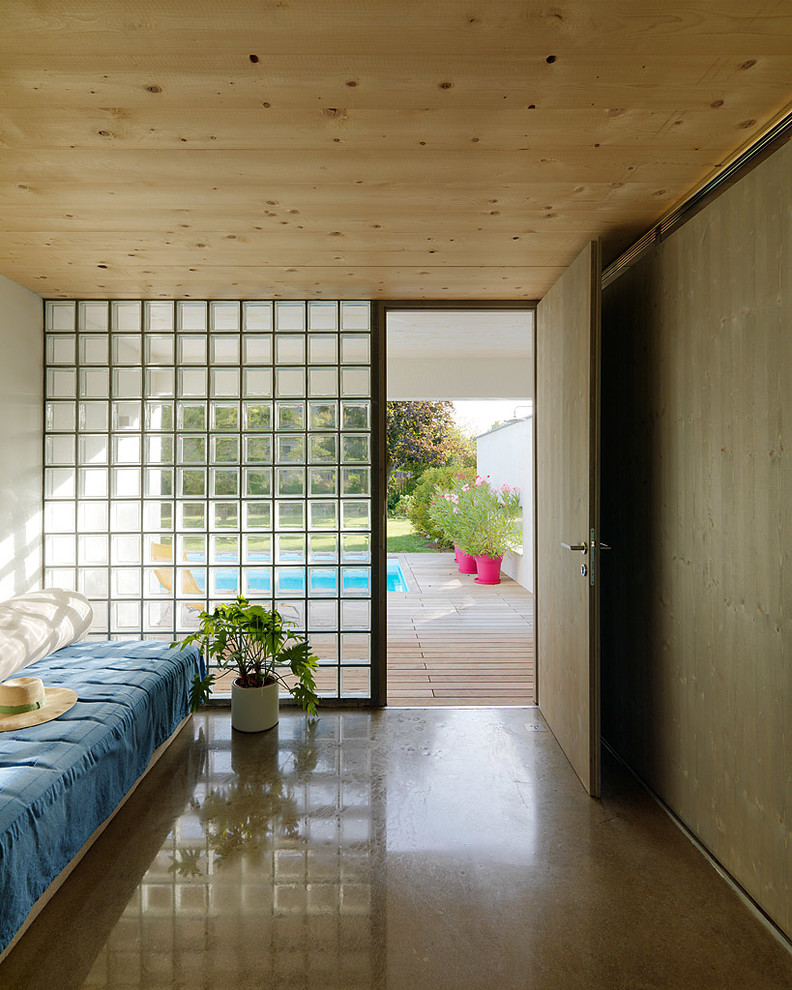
386;401;458;476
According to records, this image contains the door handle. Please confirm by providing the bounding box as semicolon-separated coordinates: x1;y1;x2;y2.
561;542;587;554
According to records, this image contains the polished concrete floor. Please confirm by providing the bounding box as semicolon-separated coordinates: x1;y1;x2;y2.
2;708;791;989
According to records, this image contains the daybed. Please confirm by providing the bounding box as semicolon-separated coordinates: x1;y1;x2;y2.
0;591;202;964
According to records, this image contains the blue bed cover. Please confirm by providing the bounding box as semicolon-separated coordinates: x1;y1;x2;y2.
0;640;202;956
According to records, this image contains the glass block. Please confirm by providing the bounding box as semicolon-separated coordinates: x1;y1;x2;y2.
145;334;174;365
243;335;272;364
79;568;109;598
276;502;305;530
145;572;173;600
112;434;141;464
209;301;239;331
46;434;76;465
178;368;207;397
78;534;108;565
44;501;75;533
308;301;338;331
275;368;303;398
308;600;338;630
45;467;75;499
80;368;109;399
276;335;305;364
342;401;370;431
278;600;305;629
211;468;239;497
244;534;272;563
145;301;174;331
46;401;76;432
341;567;370;596
342;467;370;496
179;535;207;564
211;534;239;564
308;468;337;496
177;334;207;365
145;468;173;497
342;533;370;562
211;436;239;463
245;368;273;397
178;502;205;530
46;300;76;331
79;301;110;331
145;534;173;563
212;402;239;430
275;404;302;434
78;401;108;432
244;402;272;431
111;534;141;566
47;368;76;399
309;567;338;596
277;435;304;464
211;568;239;596
179;435;206;463
112;335;142;365
146;435;174;464
112;467;140;497
309;501;337;530
341;434;369;463
314;667;339;695
341;367;369;397
78;467;108;498
177;401;206;430
211;368;240;397
111;301;141;331
341;633;371;663
341;599;370;630
308;402;337;431
178;468;206;497
340;301;370;331
112;368;142;398
308;368;337;397
212;502;238;530
341;335;370;364
112;600;141;631
244;435;271;464
275;301;305;331
110;501;141;532
112;400;142;431
144;501;174;530
310;633;338;663
176;602;202;632
308;333;340;365
276;567;305;596
341;668;370;698
145;368;175;397
77;500;108;532
47;334;76;365
309;533;338;562
145;400;173;431
243;568;273;595
178;301;207;331
78;334;109;365
244;468;272;497
245;502;272;530
45;568;76;590
342;500;370;530
276;467;305;496
45;535;76;566
243;301;273;331
276;534;305;563
309;434;337;464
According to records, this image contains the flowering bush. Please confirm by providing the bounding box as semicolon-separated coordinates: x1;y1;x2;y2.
430;476;521;559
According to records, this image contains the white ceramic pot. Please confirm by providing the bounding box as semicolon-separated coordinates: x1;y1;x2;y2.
231;678;279;732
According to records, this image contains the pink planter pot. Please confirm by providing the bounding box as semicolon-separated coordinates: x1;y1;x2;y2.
474;554;503;585
457;549;477;574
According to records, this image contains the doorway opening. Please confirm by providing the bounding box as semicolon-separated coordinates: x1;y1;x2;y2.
382;304;535;706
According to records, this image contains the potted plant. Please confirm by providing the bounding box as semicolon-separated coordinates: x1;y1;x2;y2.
455;479;521;584
428;474;478;572
175;596;319;731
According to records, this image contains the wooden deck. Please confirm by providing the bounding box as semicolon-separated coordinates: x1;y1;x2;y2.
387;553;535;707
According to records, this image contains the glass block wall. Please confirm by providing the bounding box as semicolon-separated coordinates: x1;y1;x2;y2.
43;299;374;700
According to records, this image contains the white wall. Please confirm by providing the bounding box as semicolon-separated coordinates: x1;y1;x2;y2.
388;355;532;399
0;274;43;598
476;418;533;592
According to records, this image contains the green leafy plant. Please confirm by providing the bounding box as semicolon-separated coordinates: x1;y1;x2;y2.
455;478;522;559
173;597;319;717
407;466;476;543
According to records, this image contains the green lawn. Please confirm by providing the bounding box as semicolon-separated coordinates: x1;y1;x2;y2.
386;516;441;553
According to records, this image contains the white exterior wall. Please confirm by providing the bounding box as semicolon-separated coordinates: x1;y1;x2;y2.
388;355;532;399
0;274;43;598
476;418;533;593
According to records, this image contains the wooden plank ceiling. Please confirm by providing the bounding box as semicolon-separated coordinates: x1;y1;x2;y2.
1;1;791;301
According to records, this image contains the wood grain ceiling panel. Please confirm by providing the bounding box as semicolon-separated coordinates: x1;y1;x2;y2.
1;1;791;299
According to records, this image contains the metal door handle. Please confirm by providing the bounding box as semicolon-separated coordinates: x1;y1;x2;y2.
561;542;587;553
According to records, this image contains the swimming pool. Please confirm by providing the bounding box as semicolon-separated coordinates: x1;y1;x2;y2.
189;558;408;595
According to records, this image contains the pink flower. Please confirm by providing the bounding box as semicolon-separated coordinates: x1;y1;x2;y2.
461;484;469;492
452;507;459;514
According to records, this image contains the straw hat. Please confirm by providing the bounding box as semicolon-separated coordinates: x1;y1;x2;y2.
0;676;78;732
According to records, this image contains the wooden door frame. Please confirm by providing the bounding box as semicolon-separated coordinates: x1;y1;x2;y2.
373;299;538;707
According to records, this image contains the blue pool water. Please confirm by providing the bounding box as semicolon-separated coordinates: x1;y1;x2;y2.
189;558;407;595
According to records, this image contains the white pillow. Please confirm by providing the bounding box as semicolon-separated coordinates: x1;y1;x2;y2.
0;588;93;683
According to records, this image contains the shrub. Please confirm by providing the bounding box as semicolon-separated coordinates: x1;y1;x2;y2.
406;466;476;544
